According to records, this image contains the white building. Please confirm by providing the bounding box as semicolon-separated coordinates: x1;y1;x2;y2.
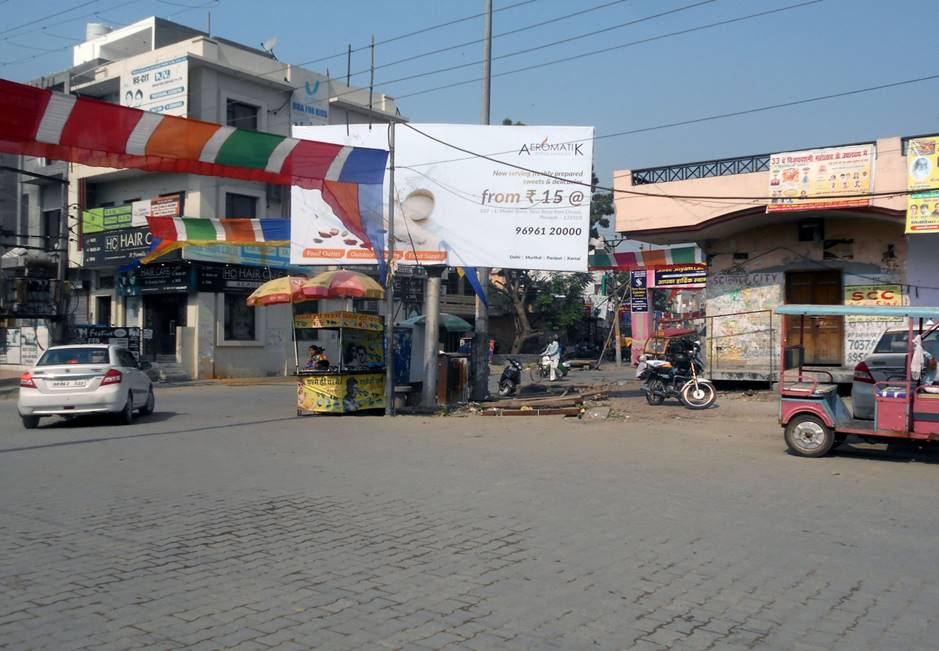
10;17;400;378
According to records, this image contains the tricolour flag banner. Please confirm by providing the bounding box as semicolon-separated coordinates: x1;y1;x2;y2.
142;217;290;263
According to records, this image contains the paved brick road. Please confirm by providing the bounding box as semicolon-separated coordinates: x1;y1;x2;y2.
1;382;938;650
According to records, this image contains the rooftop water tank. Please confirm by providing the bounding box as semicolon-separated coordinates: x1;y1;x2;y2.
85;22;112;41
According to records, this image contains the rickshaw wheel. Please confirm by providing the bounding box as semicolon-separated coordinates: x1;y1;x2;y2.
784;414;834;458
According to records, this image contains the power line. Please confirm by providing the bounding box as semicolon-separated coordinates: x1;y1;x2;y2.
394;0;824;100
346;0;638;80
0;0;102;37
402;72;939;176
399;70;938;203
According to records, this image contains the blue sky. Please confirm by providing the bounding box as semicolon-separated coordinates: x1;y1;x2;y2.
2;0;937;184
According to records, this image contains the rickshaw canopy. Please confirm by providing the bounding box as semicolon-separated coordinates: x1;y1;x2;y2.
775;305;939;319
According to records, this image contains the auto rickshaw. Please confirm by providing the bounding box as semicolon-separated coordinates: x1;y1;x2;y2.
775;305;939;457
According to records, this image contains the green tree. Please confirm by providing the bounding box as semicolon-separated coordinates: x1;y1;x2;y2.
590;170;613;246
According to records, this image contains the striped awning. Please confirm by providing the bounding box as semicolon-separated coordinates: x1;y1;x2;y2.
142;217;289;263
588;246;703;271
0;78;388;271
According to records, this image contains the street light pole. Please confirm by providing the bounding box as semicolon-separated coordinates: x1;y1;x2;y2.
471;0;493;402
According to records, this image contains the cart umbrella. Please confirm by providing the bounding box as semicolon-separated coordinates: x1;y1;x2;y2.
245;276;310;306
300;270;384;300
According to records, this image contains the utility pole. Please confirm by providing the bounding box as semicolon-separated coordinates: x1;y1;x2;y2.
383;122;397;416
471;0;493;402
54;170;69;344
420;265;445;409
613;274;622;366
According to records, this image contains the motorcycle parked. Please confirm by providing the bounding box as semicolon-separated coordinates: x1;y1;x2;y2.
636;336;716;409
498;358;523;396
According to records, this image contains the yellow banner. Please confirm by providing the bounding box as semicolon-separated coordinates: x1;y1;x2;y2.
297;372;385;413
906;136;939;233
844;284;903;322
767;144;873;213
293;311;383;331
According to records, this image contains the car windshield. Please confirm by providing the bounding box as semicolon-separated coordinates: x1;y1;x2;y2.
873;330;939;354
37;348;110;366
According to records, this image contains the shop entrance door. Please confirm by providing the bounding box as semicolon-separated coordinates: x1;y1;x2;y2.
144;294;187;360
785;270;843;365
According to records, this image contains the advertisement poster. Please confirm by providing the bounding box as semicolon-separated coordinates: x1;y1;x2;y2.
75;326;141;356
297;373;385;413
117;262;193;296
629;272;648;313
289;70;330;125
652;264;706;288
843;283;903;364
341;329;384;369
291;123;594;271
120;56;188;116
83;226;153;268
132;194;182;226
906;136;939;233
767;144;874;213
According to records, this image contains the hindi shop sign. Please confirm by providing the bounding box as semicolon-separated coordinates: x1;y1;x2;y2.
767;144;874;213
82;227;153;268
652;264;706;289
291;123;594;272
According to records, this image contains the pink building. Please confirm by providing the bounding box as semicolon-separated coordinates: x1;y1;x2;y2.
614;135;936;382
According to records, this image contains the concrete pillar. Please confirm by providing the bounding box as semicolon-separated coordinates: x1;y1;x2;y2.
420;265;446;409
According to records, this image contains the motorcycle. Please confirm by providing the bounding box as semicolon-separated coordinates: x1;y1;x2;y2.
498;358;523;396
530;355;570;382
636;336;716;410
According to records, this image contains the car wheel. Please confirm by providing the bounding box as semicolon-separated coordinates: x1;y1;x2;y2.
21;415;40;429
139;387;155;416
116;392;134;425
784;414;834;458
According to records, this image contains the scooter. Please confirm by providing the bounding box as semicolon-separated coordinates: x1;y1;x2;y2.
498;358;523;396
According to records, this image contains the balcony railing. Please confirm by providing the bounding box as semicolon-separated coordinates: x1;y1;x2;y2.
631;153;771;185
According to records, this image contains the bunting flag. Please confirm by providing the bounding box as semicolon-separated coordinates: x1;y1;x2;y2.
456;267;488;308
141;217;289;263
588;245;702;271
0;77;388;272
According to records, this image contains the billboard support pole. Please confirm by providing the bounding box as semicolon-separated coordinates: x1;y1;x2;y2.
471;0;493;402
384;121;397;416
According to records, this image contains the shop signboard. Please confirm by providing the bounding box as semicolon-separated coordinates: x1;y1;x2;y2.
120;56;188;116
629;272;648;313
196;264;289;293
75;325;142;356
183;243;294;268
293;311;383;331
117;262;193;296
291;123;594;271
290;69;330;125
767;144;874;213
83;205;134;233
843;282;904;364
905;136;939;233
652;264;706;288
83;227;153;268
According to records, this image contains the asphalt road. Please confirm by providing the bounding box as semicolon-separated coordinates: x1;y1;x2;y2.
1;382;938;650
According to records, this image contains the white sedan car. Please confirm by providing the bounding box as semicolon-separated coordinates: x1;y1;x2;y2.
17;344;154;429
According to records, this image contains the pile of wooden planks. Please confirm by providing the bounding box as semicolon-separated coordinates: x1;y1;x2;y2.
481;386;609;417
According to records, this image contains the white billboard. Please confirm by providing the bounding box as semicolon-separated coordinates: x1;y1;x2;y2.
120;56;188;116
290;123;594;271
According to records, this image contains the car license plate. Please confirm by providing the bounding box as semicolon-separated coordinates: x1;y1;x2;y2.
51;380;85;388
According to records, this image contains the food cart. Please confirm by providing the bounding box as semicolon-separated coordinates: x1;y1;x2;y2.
295;311;386;414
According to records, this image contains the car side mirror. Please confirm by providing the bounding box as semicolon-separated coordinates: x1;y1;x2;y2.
138;360;152;370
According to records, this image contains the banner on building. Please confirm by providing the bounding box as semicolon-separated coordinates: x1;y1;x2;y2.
290;70;330;125
117;262;193;296
132;194;182;226
197;264;289;293
120;56;188;116
83;205;134;233
291;123;594;271
83;226;153;268
629;272;648;313
652;264;706;288
767;144;874;213
843;284;903;321
905;136;939;233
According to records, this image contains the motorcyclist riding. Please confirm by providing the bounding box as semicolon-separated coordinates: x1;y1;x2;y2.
542;335;561;381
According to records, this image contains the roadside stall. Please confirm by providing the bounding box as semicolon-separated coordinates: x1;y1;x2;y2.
294;310;386;414
246;270;386;415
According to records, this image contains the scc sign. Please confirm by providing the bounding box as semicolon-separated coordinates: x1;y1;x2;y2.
845;284;902;307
